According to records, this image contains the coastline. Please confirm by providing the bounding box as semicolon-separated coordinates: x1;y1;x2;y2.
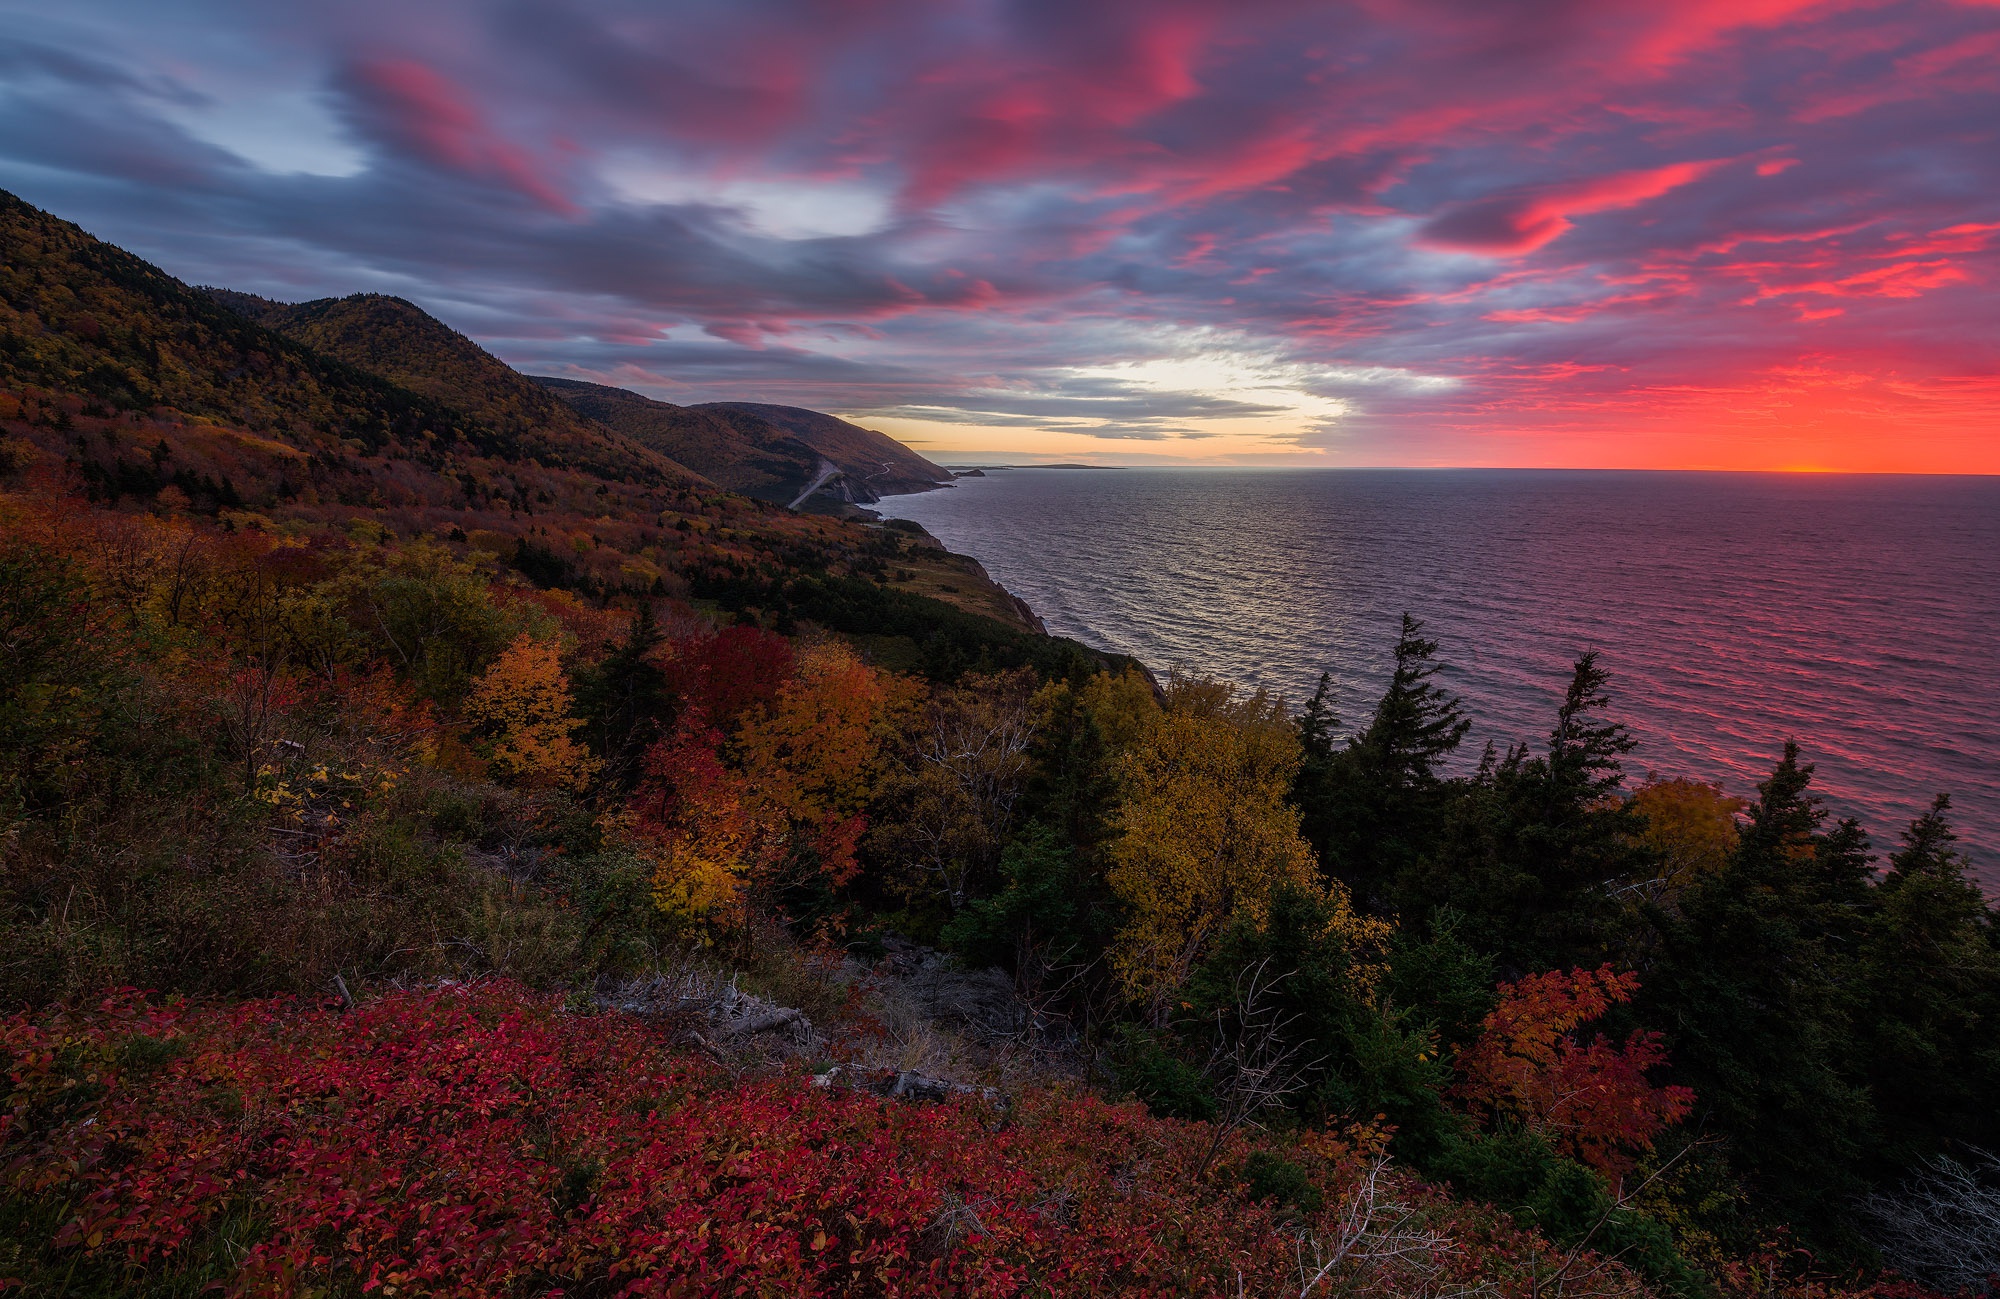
855;486;1048;636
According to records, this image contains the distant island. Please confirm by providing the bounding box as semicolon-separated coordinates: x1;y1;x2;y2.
945;462;1128;472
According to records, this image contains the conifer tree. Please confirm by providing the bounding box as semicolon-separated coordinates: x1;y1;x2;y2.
1406;653;1650;971
1360;614;1472;790
1296;615;1468;911
1855;795;2000;1172
575;603;670;790
1641;743;1875;1242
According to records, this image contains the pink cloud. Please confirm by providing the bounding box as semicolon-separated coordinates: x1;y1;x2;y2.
1418;161;1726;256
346;58;579;216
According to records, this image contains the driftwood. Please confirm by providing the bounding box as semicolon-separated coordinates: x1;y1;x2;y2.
812;1063;1004;1108
598;973;815;1046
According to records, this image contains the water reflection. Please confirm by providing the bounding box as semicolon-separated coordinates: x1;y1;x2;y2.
876;468;2000;888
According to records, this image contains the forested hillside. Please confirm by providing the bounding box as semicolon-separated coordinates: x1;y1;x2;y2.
538;378;952;506
207;289;697;485
695;400;950;499
537;375;826;502
2;188;1995;1298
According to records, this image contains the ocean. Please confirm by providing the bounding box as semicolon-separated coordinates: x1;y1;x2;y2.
872;468;2000;890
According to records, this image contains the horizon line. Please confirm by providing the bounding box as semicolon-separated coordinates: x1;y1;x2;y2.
931;462;2000;477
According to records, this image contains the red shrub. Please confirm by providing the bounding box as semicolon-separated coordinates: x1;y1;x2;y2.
4;984;1642;1297
662;624;794;732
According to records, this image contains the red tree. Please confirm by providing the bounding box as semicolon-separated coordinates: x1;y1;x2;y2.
1455;965;1694;1184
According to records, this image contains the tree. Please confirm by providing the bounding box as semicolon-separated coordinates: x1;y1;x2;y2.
944;821;1116;1007
1106;683;1321;1022
1640;743;1877;1241
1018;676;1125;865
661;623;793;731
1854;795;2000;1172
867;668;1040;911
1362;615;1473;791
1411;653;1652;971
1296;615;1468;912
1184;884;1438;1155
1862;1147;2000;1294
350;539;519;705
627;638;884;929
464;632;597;790
1454;964;1693;1188
572;603;671;791
1628;777;1743;902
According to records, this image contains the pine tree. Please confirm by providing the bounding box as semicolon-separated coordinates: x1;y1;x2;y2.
1855;795;2000;1173
1297;615;1468;912
1641;743;1876;1243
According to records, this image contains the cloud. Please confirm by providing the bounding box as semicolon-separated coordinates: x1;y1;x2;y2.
0;0;1993;469
335;58;581;216
1418;161;1726;255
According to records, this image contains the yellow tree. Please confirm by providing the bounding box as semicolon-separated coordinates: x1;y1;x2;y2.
727;639;885;879
464;632;598;790
1629;777;1744;900
631;638;885;927
1077;665;1161;756
1107;683;1320;1022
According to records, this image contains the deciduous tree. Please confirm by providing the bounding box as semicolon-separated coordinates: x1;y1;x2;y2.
1455;964;1693;1186
464;632;597;790
1107;683;1320;1021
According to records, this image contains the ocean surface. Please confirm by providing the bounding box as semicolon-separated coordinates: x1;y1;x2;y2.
874;469;2000;891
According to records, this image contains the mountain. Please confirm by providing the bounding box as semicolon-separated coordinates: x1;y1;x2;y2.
534;376;822;503
537;379;948;506
194;291;947;508
0;186;1046;636
696;401;949;500
205;290;702;485
0;193;509;468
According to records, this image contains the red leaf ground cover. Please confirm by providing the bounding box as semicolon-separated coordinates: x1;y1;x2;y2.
2;984;1632;1297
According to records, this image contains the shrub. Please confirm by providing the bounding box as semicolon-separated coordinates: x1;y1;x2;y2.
0;983;1643;1297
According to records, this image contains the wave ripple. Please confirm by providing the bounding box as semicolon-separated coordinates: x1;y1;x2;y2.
877;469;2000;892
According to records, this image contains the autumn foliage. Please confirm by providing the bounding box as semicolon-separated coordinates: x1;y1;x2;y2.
627;629;885;925
0;984;1641;1298
1455;965;1695;1184
4;182;1997;1296
466;631;598;789
1107;683;1332;1020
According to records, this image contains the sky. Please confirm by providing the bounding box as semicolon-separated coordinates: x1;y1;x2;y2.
2;1;1996;470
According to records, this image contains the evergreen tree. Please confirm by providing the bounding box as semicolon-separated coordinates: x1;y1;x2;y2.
1292;670;1342;864
1297;615;1469;911
1361;614;1472;791
1641;744;1876;1244
1185;882;1457;1159
1020;682;1120;862
1854;795;2000;1174
1409;653;1651;971
574;603;671;790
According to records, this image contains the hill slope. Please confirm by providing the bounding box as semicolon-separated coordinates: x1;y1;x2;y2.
536;376;821;503
697;400;948;499
0;187;1051;637
0;192;540;469
207;290;702;485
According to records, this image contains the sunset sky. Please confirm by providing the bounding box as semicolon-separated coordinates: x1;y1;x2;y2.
3;0;1995;471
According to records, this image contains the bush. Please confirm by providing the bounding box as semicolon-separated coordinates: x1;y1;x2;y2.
0;984;1637;1297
